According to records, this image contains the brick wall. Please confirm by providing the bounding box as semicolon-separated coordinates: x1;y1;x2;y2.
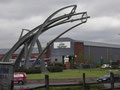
74;42;84;63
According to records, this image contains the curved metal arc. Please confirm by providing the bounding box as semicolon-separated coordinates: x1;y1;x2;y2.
14;14;89;67
0;14;72;61
2;11;87;62
35;5;77;32
20;5;89;70
44;5;77;22
34;5;77;34
14;35;34;66
45;16;90;31
19;12;88;44
2;5;86;65
14;47;25;68
20;5;77;40
45;12;87;27
20;11;85;41
36;39;48;72
81;12;88;23
3;15;87;63
27;12;88;43
14;36;41;69
32;21;86;67
23;5;78;68
24;12;88;41
37;12;89;36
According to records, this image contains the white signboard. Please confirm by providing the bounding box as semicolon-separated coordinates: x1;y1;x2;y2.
0;62;13;90
64;57;69;64
54;42;71;49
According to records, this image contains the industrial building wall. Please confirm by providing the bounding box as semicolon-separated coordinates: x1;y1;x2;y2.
84;46;120;64
50;56;63;64
84;46;107;64
110;48;120;61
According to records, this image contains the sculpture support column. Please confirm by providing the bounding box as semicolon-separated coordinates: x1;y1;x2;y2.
36;39;48;72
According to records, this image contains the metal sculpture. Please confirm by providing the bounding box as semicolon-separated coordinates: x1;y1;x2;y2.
1;5;90;72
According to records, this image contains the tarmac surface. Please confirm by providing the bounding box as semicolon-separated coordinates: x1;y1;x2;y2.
14;78;97;90
14;78;120;90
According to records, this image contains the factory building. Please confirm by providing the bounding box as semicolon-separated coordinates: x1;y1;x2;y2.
0;37;120;66
48;37;120;65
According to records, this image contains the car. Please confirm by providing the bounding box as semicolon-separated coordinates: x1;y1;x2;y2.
97;75;110;82
97;74;120;83
101;64;111;68
14;72;27;85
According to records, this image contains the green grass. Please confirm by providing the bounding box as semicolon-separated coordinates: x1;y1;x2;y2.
27;68;120;79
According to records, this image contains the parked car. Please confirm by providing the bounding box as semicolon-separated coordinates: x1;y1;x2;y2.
101;64;111;68
97;75;110;82
97;74;120;83
14;72;27;85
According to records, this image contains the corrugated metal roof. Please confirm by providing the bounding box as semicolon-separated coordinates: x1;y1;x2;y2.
83;41;120;48
55;37;75;42
59;37;120;48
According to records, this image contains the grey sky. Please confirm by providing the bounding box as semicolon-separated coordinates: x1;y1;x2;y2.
0;0;120;49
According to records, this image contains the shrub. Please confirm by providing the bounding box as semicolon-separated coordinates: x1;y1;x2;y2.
49;63;66;69
80;64;90;69
55;63;65;67
96;64;101;68
47;66;63;72
15;67;41;74
111;62;119;69
70;64;78;69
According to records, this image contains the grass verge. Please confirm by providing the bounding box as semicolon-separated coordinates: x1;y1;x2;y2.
27;68;120;79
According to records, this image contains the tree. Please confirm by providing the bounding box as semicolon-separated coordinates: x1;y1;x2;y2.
77;50;85;64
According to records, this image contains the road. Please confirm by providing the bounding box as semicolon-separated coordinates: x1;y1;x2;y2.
14;83;44;90
104;82;120;89
14;80;120;90
14;83;77;90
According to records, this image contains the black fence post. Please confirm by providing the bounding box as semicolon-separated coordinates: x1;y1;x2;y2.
110;72;114;90
45;75;49;90
10;80;14;90
83;73;86;90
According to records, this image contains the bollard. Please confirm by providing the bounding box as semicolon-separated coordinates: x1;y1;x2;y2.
45;75;49;90
10;80;14;90
110;72;114;90
83;73;86;90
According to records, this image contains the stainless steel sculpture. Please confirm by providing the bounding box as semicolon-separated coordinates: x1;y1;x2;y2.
1;5;90;72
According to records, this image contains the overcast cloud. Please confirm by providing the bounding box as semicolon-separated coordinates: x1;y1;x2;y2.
0;0;120;49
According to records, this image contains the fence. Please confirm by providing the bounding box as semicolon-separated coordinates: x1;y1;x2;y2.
13;72;120;90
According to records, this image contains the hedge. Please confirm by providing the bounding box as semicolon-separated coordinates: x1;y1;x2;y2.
15;67;41;74
47;66;63;72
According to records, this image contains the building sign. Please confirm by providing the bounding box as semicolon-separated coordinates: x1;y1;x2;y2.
0;62;13;90
54;42;71;49
64;56;69;64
